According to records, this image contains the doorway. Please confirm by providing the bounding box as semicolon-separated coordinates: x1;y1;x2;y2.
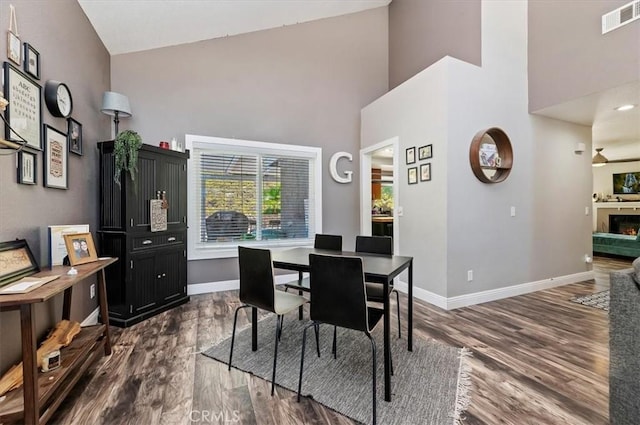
360;137;400;254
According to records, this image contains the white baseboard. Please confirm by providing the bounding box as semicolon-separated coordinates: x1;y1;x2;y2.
188;270;594;310
81;307;100;326
394;270;594;310
187;273;300;296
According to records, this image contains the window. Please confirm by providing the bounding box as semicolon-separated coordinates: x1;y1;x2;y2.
186;135;322;259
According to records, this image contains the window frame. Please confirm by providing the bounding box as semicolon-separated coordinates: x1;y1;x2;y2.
186;134;322;260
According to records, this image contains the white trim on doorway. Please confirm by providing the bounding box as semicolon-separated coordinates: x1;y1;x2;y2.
360;137;400;255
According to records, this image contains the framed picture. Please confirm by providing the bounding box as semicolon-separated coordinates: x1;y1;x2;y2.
0;239;39;288
17;150;37;185
406;147;416;164
420;163;432;182
418;144;432;160
408;167;418;185
67;118;83;155
23;42;40;79
43;124;68;190
48;224;90;266
63;232;98;266
7;31;21;65
3;61;42;150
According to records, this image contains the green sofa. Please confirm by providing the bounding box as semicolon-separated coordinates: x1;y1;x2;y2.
592;231;640;258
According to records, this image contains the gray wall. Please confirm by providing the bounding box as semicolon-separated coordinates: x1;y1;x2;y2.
388;0;481;89
529;0;640;112
0;0;110;372
110;8;389;285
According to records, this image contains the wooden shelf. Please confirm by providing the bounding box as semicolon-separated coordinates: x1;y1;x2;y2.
0;325;106;423
0;259;113;424
469;127;513;184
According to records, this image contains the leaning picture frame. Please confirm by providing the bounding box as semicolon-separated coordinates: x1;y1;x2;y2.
23;42;40;79
0;239;40;288
3;61;43;150
406;147;416;165
63;232;98;266
17;150;37;185
67;118;83;155
43;124;68;189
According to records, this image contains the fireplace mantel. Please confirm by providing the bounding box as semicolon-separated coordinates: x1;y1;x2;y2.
593;202;640;232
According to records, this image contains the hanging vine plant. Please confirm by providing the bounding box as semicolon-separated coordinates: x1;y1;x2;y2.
113;130;143;187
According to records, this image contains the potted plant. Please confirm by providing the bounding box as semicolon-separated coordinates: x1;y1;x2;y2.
113;130;142;187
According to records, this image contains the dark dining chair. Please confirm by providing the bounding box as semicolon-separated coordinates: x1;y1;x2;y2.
356;235;401;338
229;246;308;395
297;253;384;425
283;233;343;294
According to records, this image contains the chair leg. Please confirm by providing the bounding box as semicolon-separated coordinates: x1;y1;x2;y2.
271;314;282;396
277;315;284;342
394;289;401;339
332;325;337;359
298;289;304;320
228;305;250;371
298;322;316;402
365;333;377;425
314;323;320;357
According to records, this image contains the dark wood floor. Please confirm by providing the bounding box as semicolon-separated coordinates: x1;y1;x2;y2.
50;256;632;425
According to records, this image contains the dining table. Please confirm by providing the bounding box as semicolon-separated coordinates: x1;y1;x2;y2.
255;246;414;402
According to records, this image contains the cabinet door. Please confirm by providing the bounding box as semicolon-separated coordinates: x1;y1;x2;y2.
129;251;159;314
157;248;186;302
158;155;187;227
128;151;159;231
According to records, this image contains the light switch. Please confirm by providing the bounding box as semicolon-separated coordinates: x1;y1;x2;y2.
510;206;516;217
397;206;403;217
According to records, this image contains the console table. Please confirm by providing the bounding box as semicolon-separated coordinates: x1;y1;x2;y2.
0;258;116;425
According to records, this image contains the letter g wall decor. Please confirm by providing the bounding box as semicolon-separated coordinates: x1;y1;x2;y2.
329;151;353;184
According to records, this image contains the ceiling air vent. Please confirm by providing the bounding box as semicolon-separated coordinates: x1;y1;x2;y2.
602;0;640;34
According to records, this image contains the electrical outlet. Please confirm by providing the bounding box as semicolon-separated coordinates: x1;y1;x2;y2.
90;284;96;299
467;270;473;282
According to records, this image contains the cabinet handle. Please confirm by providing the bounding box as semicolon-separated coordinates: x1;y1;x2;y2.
167;237;176;242
142;240;153;245
162;273;166;277
157;274;162;279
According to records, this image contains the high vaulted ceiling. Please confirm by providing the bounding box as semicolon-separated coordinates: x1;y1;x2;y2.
78;0;639;161
77;0;391;55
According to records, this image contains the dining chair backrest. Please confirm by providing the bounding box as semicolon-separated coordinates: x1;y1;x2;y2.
355;235;393;256
238;246;275;312
309;254;369;332
314;234;342;251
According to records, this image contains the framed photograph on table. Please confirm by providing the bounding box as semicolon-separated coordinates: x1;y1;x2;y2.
420;163;431;182
17;150;37;185
408;167;418;185
23;42;40;79
43;124;68;190
418;144;432;160
67;118;82;155
3;61;42;150
63;232;98;266
406;147;416;164
0;239;39;288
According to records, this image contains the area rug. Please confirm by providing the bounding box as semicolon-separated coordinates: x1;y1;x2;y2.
570;290;610;312
203;314;472;425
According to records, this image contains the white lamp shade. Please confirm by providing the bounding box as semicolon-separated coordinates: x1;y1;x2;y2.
101;91;132;117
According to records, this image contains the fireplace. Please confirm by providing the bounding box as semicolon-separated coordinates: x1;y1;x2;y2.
609;215;640;235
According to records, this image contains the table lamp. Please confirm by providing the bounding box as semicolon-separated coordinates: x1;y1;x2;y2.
101;91;131;136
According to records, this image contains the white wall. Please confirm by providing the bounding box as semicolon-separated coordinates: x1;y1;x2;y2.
362;60;450;297
361;0;593;305
593;161;640;200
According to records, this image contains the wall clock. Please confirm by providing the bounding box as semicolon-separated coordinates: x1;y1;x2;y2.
44;80;73;118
